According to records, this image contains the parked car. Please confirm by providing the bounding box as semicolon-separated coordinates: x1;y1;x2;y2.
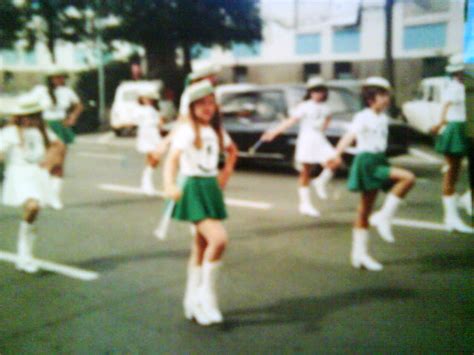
402;77;450;134
110;80;163;136
217;83;410;167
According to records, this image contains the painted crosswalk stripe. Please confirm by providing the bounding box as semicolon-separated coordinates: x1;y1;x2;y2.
77;152;125;160
392;218;448;231
0;251;99;281
408;148;443;164
98;183;273;210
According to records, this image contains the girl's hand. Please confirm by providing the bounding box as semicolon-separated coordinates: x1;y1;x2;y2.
164;184;181;201
261;130;276;142
430;123;443;135
218;168;232;189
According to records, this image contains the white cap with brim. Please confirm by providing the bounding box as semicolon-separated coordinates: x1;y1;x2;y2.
187;80;215;105
306;77;326;89
138;89;160;100
446;53;464;73
188;64;220;82
362;77;391;91
46;66;69;77
7;96;43;116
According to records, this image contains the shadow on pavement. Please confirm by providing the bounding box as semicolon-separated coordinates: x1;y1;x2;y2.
386;251;474;272
219;287;415;332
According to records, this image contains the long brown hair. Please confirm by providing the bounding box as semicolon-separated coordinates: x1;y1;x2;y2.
12;113;50;149
47;77;58;105
189;95;224;151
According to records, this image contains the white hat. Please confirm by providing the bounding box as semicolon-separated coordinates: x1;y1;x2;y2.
306;77;327;89
187;80;215;105
138;88;160;100
362;77;391;91
446;53;464;73
188;64;220;82
46;66;69;77
8;95;43;116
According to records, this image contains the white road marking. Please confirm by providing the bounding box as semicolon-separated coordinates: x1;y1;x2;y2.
408;148;444;164
98;183;273;210
392;218;448;231
76;152;125;160
0;251;99;281
75;136;135;148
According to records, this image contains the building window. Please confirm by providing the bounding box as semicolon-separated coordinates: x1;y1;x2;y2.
232;42;261;58
233;66;248;83
296;34;321;55
334;62;353;79
333;26;360;53
24;51;37;65
403;23;447;50
191;45;211;60
0;50;19;65
303;63;321;81
403;0;450;17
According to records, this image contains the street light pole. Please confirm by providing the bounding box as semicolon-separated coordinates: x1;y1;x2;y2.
96;29;106;125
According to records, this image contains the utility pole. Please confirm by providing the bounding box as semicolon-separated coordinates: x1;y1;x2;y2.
385;0;397;113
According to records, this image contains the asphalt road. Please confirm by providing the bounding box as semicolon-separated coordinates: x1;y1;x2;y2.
0;132;472;354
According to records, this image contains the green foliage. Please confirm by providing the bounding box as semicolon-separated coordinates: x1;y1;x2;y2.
0;1;22;48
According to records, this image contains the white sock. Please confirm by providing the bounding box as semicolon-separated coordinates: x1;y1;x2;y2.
379;193;401;219
184;264;202;301
51;176;63;200
316;168;334;185
443;195;458;220
298;187;311;205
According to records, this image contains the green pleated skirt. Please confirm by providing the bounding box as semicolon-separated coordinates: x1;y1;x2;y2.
172;176;227;222
435;122;468;157
347;152;392;192
47;120;75;145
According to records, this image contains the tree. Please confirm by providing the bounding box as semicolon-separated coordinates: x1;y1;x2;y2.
0;1;22;48
101;0;262;94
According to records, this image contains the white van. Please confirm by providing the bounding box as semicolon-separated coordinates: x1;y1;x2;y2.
110;80;162;136
402;77;450;134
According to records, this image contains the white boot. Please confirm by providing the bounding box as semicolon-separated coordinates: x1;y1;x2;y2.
49;176;64;210
369;194;401;243
183;264;210;324
312;169;333;200
458;190;473;216
140;166;156;196
351;229;383;271
16;222;39;273
298;187;320;217
197;261;224;325
443;195;474;233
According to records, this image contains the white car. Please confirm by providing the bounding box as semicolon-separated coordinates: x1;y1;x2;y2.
402;77;450;134
110;80;163;136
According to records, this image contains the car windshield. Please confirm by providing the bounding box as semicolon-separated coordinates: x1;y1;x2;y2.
220;90;287;121
287;87;361;114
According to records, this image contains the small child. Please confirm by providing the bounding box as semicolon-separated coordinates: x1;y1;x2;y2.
0;97;63;273
261;77;341;217
135;89;164;195
163;80;237;326
329;77;416;271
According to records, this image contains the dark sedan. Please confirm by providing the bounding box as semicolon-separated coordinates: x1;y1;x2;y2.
217;83;409;167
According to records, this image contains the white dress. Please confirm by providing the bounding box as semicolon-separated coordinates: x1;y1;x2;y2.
135;106;163;153
31;85;80;122
0;126;57;207
292;100;336;164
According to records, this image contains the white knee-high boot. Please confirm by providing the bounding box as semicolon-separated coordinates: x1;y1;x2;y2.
49;176;64;210
443;195;474;233
351;229;383;271
198;261;224;324
16;221;39;273
183;264;206;320
312;168;334;200
369;194;401;243
298;187;320;217
458;190;473;216
141;166;156;195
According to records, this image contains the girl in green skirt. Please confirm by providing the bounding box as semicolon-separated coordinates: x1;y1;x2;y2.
163;80;237;326
430;54;473;233
329;77;416;271
32;67;84;209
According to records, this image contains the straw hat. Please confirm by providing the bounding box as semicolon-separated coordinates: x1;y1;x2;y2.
8;96;43;116
445;53;464;73
188;64;220;82
187;80;215;105
362;76;391;91
138;88;160;100
306;77;327;90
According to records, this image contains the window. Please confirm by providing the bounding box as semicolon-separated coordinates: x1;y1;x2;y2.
191;45;211;60
0;50;19;65
295;33;321;55
303;63;321;81
233;66;248;83
403;23;447;50
334;62;353;79
333;26;360;53
403;0;450;17
232;42;261;58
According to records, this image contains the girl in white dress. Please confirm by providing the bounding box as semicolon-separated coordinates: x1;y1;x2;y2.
135;89;164;195
261;77;342;217
0;97;63;273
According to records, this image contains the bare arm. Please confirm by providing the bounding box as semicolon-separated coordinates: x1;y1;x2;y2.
66;102;84;126
431;102;451;135
163;148;182;201
321;115;332;132
218;141;238;189
261;116;299;142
